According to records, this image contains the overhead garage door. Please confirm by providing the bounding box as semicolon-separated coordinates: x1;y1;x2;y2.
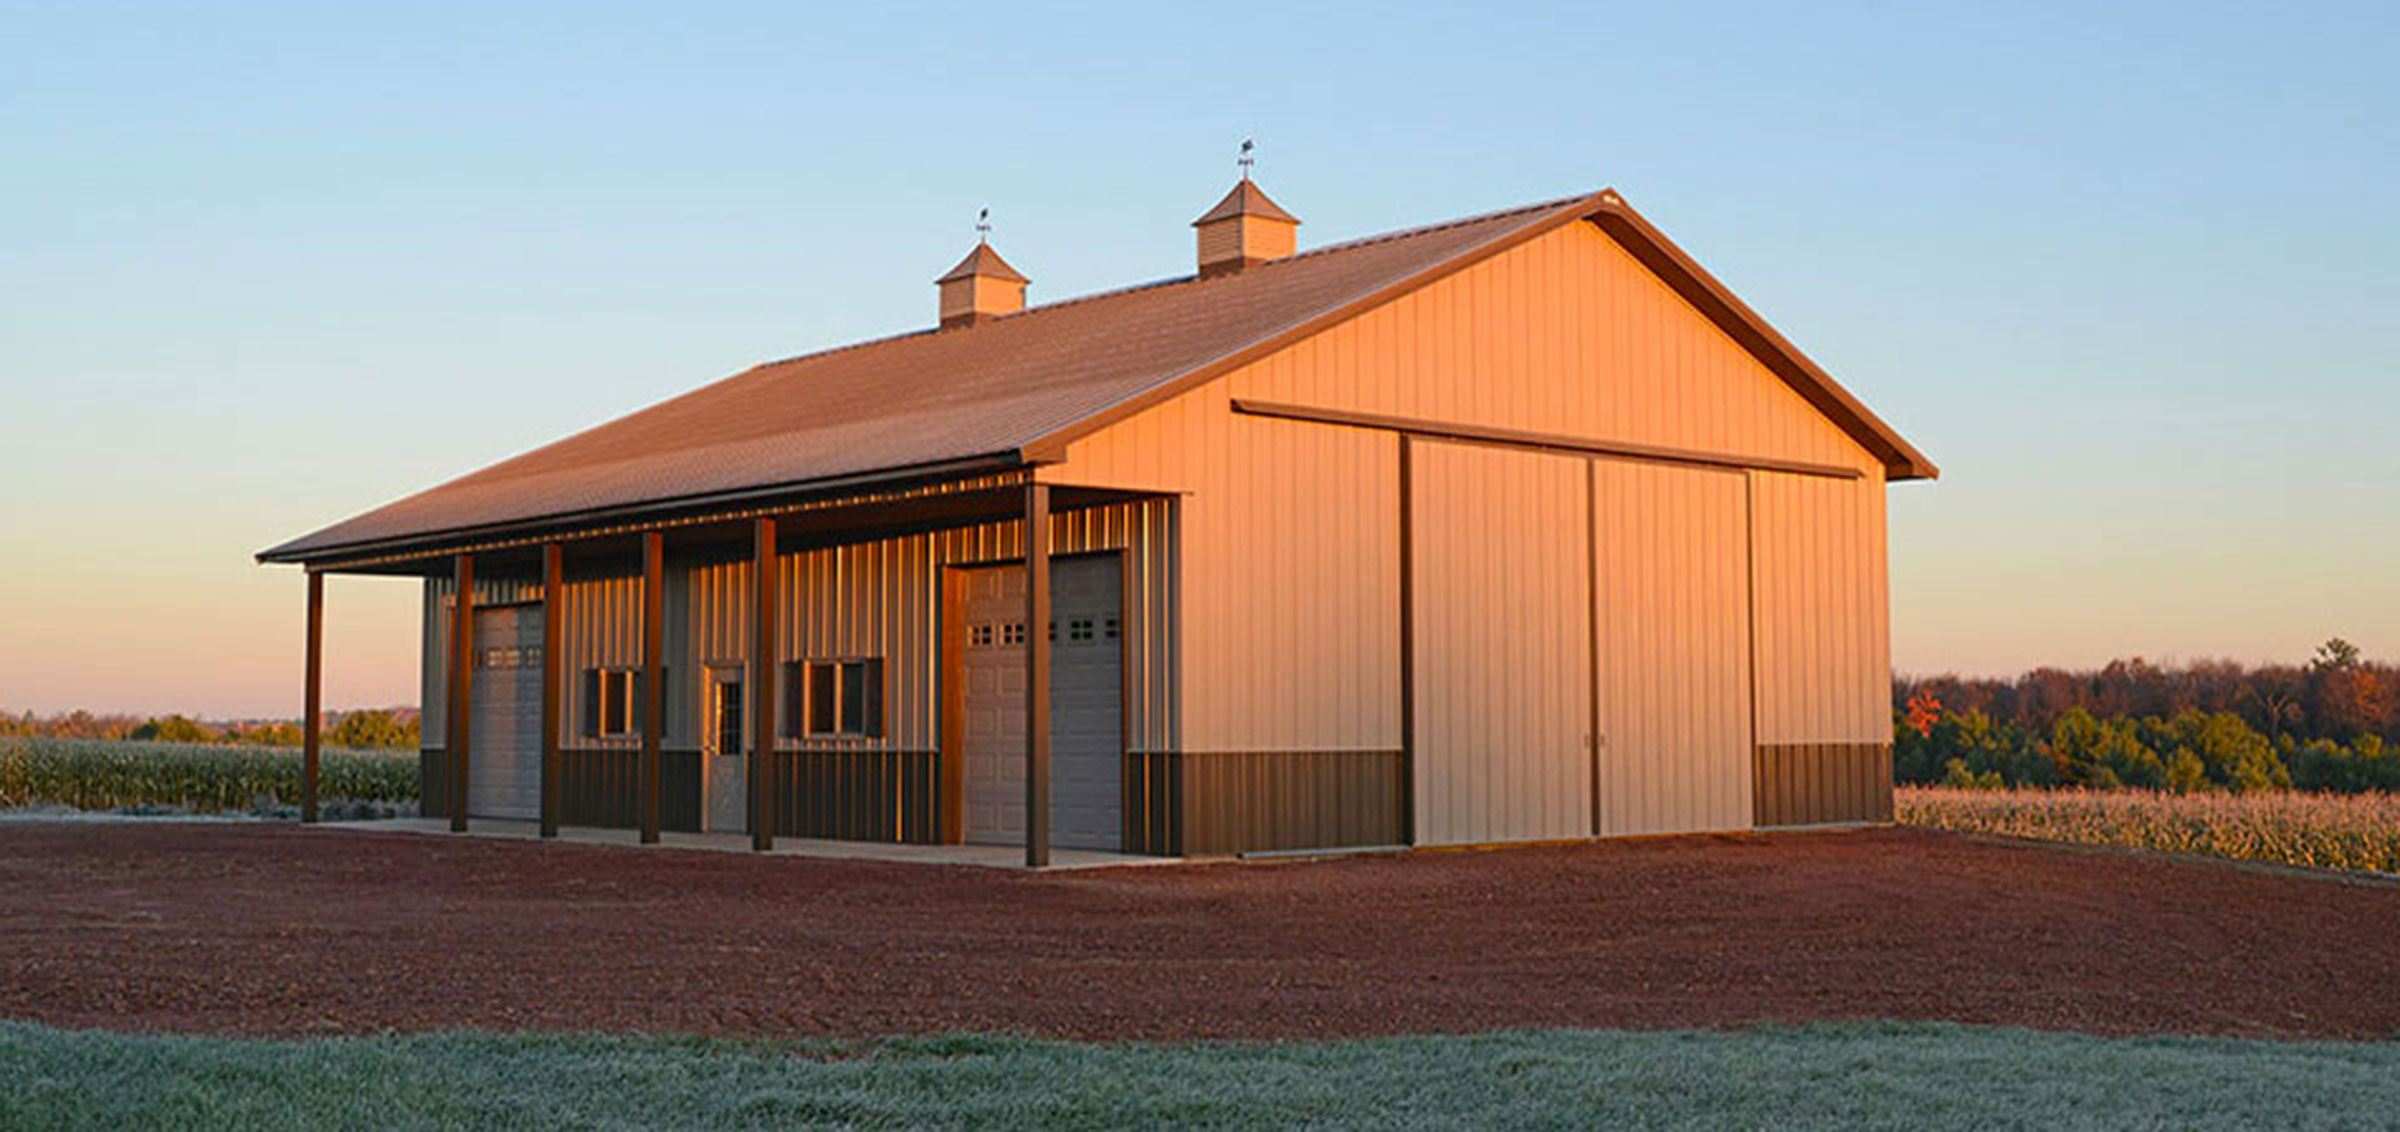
467;605;543;821
960;556;1124;850
1409;441;1593;846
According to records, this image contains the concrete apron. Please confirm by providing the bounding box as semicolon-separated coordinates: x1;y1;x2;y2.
318;817;1176;871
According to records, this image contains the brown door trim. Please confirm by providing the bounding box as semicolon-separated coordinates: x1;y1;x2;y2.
939;565;967;844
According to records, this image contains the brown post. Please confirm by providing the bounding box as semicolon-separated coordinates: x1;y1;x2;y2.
302;570;323;824
448;553;475;832
1396;436;1416;846
1024;481;1051;868
640;531;664;844
749;517;778;851
541;542;564;838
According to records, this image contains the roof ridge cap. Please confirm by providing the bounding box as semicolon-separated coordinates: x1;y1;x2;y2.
747;191;1601;373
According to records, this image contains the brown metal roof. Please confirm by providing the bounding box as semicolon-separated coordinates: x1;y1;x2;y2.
1192;180;1300;226
260;189;1933;565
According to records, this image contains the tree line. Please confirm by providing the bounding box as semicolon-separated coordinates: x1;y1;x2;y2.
0;708;421;750
1895;640;2398;793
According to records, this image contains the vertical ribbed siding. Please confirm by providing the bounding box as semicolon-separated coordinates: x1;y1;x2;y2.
1754;742;1894;826
1408;441;1592;845
1590;459;1755;836
1031;389;1400;758
679;498;1174;759
1217;219;1872;475
1749;468;1893;826
1749;469;1892;747
1143;750;1404;855
1045;219;1876;769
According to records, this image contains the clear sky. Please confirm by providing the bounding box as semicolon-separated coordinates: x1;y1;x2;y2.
2;1;2394;717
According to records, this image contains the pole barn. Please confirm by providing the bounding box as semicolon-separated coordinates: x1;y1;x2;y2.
261;177;1933;860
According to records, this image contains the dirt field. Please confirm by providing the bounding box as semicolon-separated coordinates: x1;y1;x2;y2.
2;823;2395;1041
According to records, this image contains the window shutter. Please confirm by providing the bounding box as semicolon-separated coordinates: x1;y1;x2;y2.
862;659;885;738
583;670;600;739
782;662;804;740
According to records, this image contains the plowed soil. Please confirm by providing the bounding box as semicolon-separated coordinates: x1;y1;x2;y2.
3;823;2395;1041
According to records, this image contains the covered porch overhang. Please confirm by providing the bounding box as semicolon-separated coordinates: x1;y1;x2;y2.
269;461;1173;869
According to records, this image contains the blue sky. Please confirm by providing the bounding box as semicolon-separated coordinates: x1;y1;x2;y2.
2;1;2394;715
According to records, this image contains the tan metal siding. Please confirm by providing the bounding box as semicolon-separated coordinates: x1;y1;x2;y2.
1046;221;1872;765
1409;441;1593;845
1224;220;1875;474
561;575;645;749
1749;469;1892;746
1591;460;1755;835
1046;401;1397;756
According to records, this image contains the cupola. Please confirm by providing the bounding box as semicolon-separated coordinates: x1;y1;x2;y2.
1192;177;1299;279
935;228;1028;329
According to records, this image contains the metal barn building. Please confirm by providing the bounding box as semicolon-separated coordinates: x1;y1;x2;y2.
260;179;1935;864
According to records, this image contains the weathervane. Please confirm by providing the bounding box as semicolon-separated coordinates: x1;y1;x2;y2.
975;207;991;244
1238;138;1255;180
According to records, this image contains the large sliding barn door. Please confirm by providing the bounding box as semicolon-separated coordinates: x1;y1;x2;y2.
1409;441;1593;846
1589;460;1753;836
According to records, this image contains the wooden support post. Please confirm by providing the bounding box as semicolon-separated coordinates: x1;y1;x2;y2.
302;570;323;824
1024;481;1051;869
1396;435;1416;847
541;543;564;839
749;517;778;851
640;532;664;845
448;553;474;832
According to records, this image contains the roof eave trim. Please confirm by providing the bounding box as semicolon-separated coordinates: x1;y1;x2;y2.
255;451;1031;568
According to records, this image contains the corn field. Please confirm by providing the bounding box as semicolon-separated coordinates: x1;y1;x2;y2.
1898;785;2400;874
0;737;418;814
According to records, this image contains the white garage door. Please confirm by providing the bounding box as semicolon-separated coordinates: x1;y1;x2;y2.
960;557;1123;850
467;605;543;821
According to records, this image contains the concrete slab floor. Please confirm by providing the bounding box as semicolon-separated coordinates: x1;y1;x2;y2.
317;817;1179;871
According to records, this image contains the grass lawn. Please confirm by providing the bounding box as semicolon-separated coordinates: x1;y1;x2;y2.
5;1022;2396;1130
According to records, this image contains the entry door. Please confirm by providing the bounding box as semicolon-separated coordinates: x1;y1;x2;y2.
1408;441;1593;845
703;666;746;833
959;556;1124;850
467;605;543;820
